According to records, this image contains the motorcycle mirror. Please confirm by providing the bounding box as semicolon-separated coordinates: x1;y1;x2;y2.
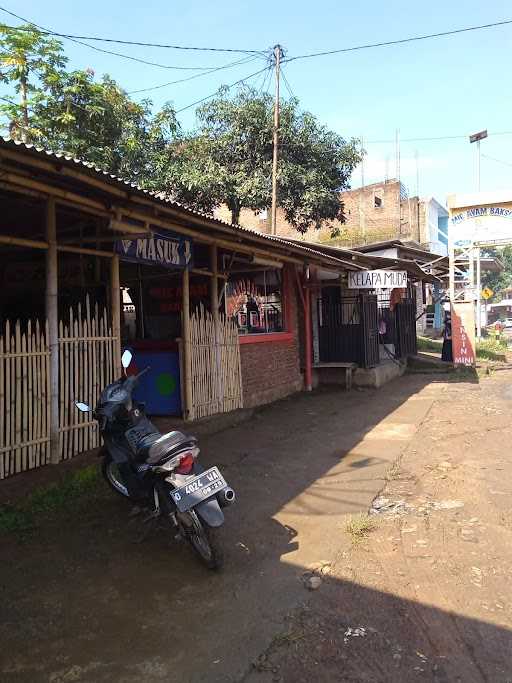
74;401;91;413
121;349;133;369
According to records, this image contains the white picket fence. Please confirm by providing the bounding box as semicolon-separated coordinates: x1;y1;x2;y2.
190;307;243;419
0;299;116;479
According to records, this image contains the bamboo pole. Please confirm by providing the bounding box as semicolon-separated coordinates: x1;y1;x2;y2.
5;321;11;476
44;320;51;464
27;322;33;469
182;267;193;421
21;328;28;471
34;320;41;468
46;197;60;465
0;328;4;479
110;255;122;377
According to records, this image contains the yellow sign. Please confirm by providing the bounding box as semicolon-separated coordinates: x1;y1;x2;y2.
481;287;494;300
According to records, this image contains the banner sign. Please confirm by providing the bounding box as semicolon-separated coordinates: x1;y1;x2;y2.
115;231;193;269
348;270;408;289
450;205;512;247
451;301;476;366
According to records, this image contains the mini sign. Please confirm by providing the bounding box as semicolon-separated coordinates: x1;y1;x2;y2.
348;270;408;289
451;302;476;366
115;231;193;269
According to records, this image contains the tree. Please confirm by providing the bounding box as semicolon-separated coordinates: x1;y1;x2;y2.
482;246;512;300
32;69;179;183
164;87;361;230
0;24;66;142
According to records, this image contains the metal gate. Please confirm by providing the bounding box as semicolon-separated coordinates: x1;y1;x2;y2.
395;299;418;358
317;292;379;369
360;294;380;368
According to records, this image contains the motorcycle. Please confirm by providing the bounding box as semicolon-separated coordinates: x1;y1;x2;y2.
74;350;235;570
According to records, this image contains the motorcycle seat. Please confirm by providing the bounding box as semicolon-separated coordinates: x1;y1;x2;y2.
138;430;197;465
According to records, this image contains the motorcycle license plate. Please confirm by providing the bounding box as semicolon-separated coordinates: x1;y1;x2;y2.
170;467;227;512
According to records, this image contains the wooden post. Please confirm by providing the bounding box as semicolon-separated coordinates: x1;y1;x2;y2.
110;255;122;376
210;244;223;412
182;267;194;421
46;197;60;464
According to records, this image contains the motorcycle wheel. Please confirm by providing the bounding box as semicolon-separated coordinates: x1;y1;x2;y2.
179;510;223;571
101;453;130;499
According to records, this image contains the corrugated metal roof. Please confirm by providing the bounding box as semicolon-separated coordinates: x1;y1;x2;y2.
0;136;367;271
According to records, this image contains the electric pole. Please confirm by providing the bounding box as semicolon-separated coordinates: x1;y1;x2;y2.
271;44;283;235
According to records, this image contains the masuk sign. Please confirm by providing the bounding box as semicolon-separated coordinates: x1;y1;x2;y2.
348;270;408;289
115;231;193;268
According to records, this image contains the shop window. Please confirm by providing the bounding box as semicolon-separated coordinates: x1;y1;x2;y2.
226;269;283;335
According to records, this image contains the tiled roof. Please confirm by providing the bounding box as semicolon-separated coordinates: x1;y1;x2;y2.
0;136;366;271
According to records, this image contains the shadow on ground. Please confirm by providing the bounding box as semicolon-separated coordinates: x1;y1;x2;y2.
2;372;508;683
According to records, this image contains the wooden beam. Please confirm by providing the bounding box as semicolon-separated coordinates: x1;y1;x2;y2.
0;234;48;250
110;255;122;376
58;244;113;259
182;267;193;421
46;197;60;465
210;244;223;413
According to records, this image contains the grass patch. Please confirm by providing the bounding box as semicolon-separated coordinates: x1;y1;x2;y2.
417;336;442;353
345;513;378;544
475;339;508;362
0;465;101;536
418;335;507;363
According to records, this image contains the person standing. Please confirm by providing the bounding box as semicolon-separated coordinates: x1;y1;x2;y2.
441;311;453;362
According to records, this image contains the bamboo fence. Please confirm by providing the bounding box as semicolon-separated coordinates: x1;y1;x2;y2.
190;306;243;419
0;298;116;479
0;319;50;478
58;298;115;461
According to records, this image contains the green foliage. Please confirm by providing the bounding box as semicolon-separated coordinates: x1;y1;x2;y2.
481;246;512;299
0;26;361;233
166;87;362;230
0;465;101;536
0;23;66;141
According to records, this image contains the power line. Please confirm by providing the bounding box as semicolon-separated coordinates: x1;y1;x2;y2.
0;6;264;54
482;153;512;168
366;131;512;144
127;55;260;95
284;18;512;63
175;65;269;113
0;10;255;70
281;66;295;99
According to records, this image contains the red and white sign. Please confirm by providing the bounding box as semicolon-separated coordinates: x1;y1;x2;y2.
451;302;476;366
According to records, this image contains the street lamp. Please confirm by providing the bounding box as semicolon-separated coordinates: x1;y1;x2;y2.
469;129;488;191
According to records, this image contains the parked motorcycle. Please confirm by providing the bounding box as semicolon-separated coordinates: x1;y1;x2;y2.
74;350;235;569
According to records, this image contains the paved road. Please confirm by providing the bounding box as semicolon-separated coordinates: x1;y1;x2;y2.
1;377;438;682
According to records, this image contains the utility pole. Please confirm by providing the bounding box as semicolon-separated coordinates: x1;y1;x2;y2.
469;129;487;192
360;136;366;241
395;129;401;234
271;44;283;235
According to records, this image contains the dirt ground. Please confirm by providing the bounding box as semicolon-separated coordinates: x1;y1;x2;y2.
1;368;512;682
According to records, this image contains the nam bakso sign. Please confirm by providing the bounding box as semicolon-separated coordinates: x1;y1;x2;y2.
348;270;408;289
115;231;193;269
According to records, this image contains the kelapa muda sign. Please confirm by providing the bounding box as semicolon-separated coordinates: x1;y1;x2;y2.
115;231;193;269
348;270;408;289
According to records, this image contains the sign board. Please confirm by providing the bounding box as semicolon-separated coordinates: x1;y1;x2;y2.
451;301;476;366
481;287;494;300
348;270;408;289
115;231;193;269
450;206;512;247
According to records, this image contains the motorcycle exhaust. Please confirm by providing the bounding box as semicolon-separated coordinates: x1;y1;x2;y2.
218;487;236;508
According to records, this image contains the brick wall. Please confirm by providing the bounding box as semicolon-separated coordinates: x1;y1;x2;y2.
239;265;303;409
214;180;423;248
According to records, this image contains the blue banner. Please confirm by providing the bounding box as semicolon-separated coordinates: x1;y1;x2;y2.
115;231;193;269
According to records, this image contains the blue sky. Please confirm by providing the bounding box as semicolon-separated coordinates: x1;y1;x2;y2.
4;0;512;204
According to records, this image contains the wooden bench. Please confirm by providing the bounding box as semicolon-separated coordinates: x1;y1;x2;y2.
313;362;358;391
